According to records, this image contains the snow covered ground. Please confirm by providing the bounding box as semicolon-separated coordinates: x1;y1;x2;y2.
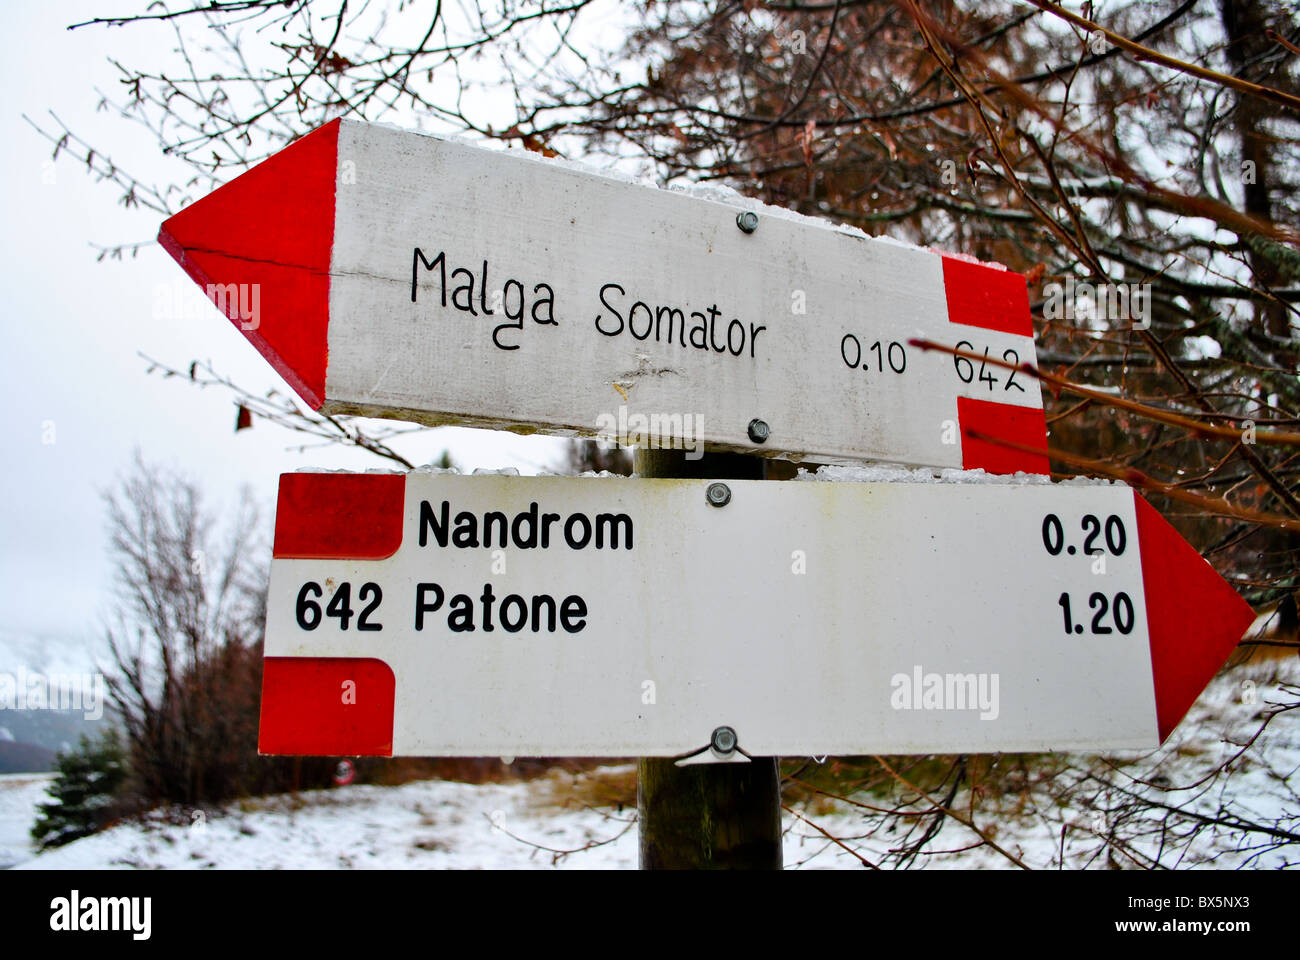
4;659;1295;870
9;768;641;870
1;765;877;869
0;774;54;869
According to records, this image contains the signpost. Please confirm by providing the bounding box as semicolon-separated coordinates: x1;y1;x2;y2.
159;119;1256;869
258;471;1253;758
159;118;1048;474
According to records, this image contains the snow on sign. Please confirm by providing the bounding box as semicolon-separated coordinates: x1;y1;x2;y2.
159;119;1047;473
258;472;1252;758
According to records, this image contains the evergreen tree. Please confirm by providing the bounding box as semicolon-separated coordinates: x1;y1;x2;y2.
31;730;127;850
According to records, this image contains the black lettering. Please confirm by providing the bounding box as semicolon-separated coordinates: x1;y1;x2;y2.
707;305;725;352
595;283;625;336
656;306;683;345
480;582;497;632
531;283;557;325
564;513;592;549
419;504;634;552
560;595;587;633
499;594;527;632
531;594;557;632
511;502;539;548
727;318;744;356
503;279;524;320
479;260;493;315
450;267;477;315
483;511;508;548
448;594;474;632
688;311;708;349
530;282;556;327
541;512;560;548
452;511;479;548
411;248;446;304
492;277;525;351
414;582;444;630
595;513;633;549
492;313;523;351
419;500;449;547
628;301;653;341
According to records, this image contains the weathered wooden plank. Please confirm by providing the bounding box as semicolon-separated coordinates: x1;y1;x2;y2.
160;118;1048;471
257;472;1253;757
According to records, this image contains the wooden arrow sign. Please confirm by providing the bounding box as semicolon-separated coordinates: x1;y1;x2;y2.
160;119;1048;473
258;472;1252;758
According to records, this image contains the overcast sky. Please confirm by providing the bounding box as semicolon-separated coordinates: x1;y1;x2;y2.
1;2;579;667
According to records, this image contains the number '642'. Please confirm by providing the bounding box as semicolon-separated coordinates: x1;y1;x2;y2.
296;581;383;631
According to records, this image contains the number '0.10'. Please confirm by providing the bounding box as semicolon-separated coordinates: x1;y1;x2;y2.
841;335;906;374
1041;513;1127;556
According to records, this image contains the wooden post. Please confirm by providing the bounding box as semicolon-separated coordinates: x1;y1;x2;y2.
635;448;783;870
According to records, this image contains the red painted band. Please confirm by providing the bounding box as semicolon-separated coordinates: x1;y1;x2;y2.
957;396;1050;475
259;657;395;756
273;472;406;559
158;118;340;409
941;255;1034;338
1134;493;1255;742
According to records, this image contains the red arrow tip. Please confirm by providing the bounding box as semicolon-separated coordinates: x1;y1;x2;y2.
158;119;340;409
1135;493;1255;742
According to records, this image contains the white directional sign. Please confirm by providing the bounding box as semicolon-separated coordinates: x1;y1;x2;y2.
259;472;1251;758
161;119;1048;474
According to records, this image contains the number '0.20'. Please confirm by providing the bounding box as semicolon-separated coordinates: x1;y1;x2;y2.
1041;514;1127;556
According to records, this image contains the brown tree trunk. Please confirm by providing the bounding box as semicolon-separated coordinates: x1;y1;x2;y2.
1220;0;1288;336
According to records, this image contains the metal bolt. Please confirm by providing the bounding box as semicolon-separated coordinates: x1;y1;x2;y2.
711;726;738;754
736;210;759;234
706;482;731;507
747;418;770;444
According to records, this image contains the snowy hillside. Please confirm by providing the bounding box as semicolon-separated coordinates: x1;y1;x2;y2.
12;769;640;870
4;659;1295;870
0;629;112;767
